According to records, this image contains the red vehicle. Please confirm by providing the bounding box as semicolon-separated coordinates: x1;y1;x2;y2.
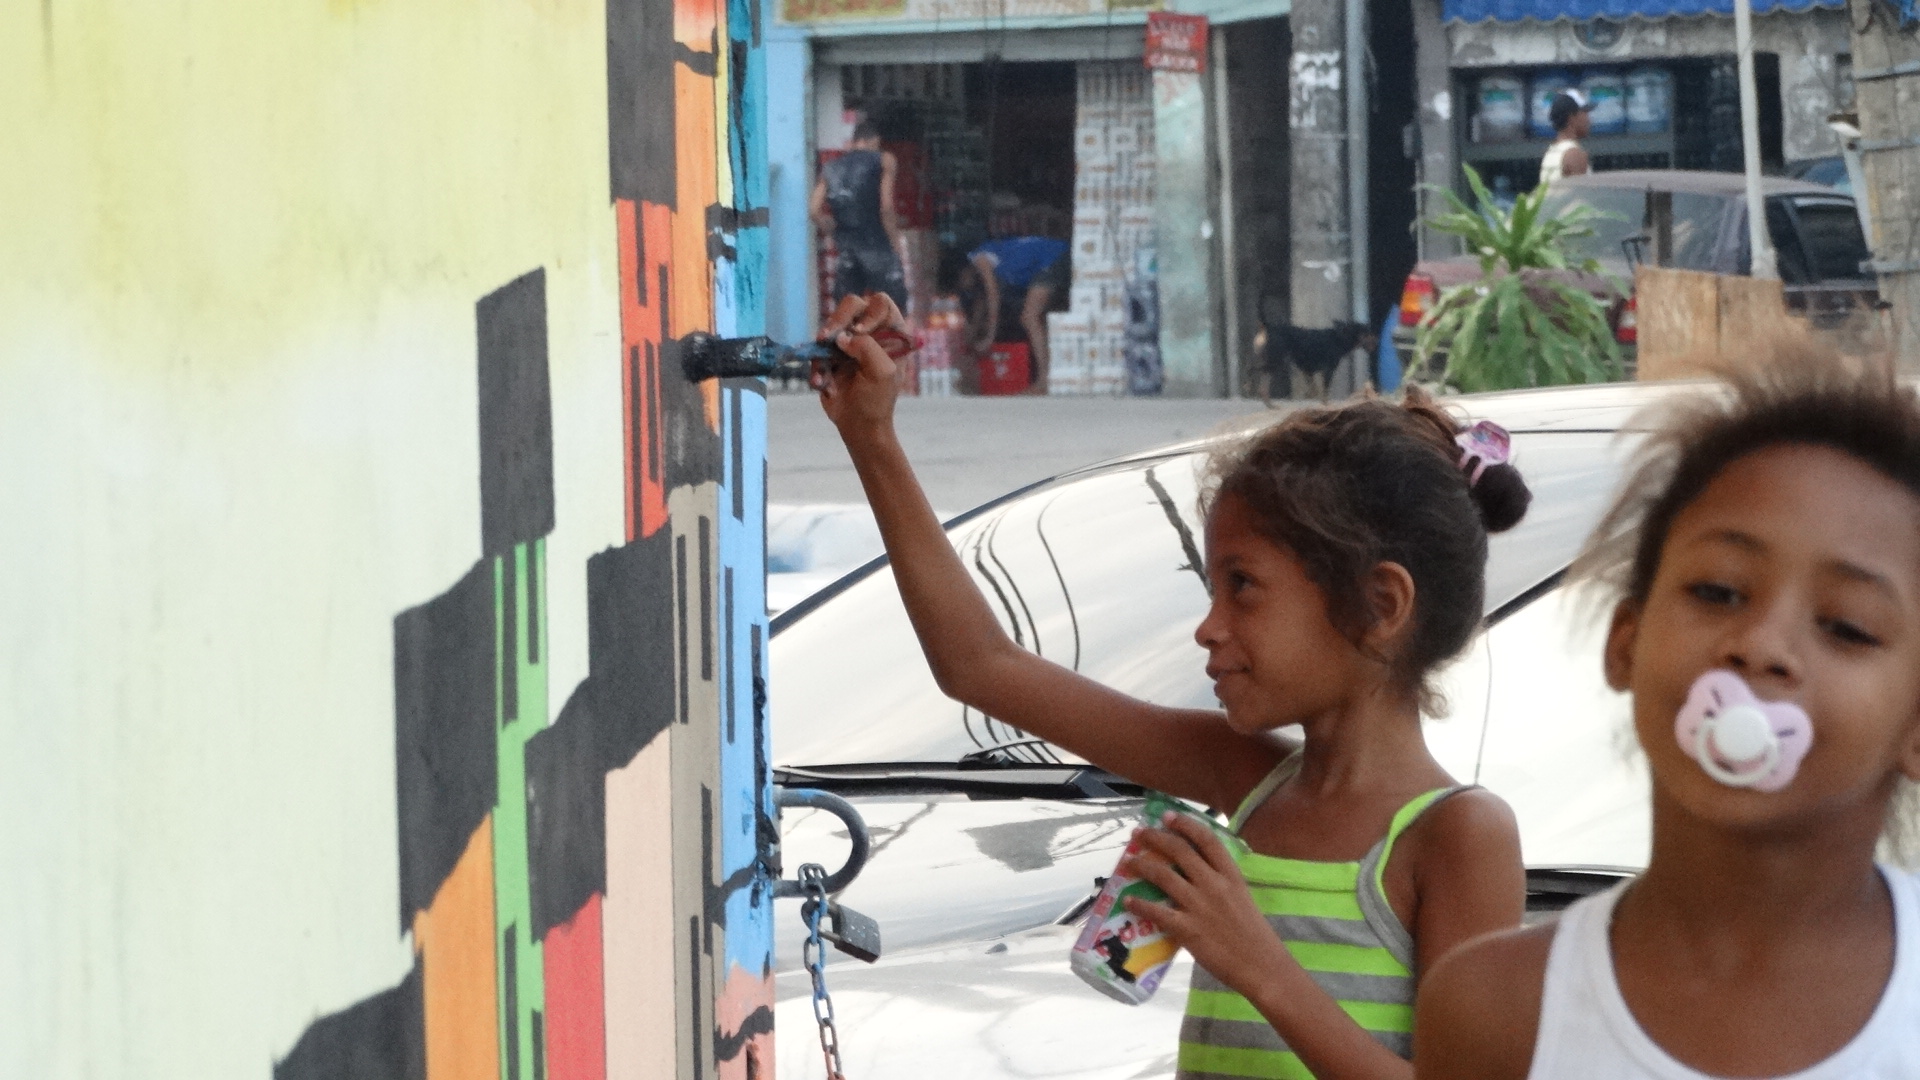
1393;170;1877;371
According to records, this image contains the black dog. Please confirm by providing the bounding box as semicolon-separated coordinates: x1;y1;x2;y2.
1251;320;1380;404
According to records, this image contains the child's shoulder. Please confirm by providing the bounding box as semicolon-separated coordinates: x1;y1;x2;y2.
1414;922;1556;1080
1402;786;1523;879
1416;785;1519;838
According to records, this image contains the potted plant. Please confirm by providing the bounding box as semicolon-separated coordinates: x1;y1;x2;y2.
1413;166;1623;392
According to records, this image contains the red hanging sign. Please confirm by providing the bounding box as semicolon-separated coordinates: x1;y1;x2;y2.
1144;12;1208;74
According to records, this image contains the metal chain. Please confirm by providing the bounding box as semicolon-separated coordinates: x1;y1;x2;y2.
798;863;847;1080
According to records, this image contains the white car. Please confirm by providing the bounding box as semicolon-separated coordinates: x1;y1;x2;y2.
770;381;1676;1080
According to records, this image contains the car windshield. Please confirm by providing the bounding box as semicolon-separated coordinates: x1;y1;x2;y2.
1793;198;1871;281
1539;186;1644;267
773;430;1630;767
1790;156;1851;194
1539;186;1731;272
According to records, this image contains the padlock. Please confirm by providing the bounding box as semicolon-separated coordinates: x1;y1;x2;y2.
805;898;883;964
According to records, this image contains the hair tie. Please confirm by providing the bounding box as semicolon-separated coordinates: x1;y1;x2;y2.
1455;421;1513;487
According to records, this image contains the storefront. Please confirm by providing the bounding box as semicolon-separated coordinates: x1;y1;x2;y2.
808;51;1157;395
768;0;1290;397
1416;0;1854;243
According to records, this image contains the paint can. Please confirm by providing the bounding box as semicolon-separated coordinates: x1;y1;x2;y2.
1069;794;1234;1004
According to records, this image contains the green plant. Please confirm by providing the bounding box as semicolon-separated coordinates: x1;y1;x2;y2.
1414;165;1623;392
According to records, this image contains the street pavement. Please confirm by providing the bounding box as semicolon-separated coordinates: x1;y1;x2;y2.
769;390;1274;510
765;391;1274;613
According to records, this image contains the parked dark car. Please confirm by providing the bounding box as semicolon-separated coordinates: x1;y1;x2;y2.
770;382;1691;1080
1393;171;1877;371
1788;154;1852;195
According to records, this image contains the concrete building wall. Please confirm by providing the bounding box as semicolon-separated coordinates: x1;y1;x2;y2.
3;1;773;1076
1289;0;1352;330
1154;69;1225;396
1414;0;1459;260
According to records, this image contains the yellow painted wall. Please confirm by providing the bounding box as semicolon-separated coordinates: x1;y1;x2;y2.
0;3;626;1073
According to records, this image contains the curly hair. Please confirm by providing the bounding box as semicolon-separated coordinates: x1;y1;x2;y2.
1568;361;1920;865
1202;388;1532;711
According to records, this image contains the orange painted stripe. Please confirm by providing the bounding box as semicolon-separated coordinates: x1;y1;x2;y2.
676;0;718;50
617;199;639;543
673;60;720;431
672;65;716;343
414;818;500;1080
618;199;673;540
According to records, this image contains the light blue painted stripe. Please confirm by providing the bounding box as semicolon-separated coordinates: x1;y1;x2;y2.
719;0;771;977
718;384;771;972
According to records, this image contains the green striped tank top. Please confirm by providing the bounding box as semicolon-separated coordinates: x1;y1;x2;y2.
1177;758;1472;1080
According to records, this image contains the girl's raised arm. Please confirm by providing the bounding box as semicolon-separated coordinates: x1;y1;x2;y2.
815;294;1286;811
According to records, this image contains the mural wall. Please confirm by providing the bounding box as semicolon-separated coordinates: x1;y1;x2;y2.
2;1;768;1077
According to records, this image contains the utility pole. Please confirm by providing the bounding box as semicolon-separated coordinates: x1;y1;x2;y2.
1735;0;1778;280
1289;0;1350;332
1849;0;1920;366
1345;0;1370;325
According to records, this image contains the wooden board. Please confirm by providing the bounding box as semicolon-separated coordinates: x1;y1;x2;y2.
1717;275;1794;369
1634;266;1720;381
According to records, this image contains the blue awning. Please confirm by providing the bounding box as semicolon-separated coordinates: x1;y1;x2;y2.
1444;0;1842;21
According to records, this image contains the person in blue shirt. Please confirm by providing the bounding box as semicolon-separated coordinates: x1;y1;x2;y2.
965;236;1070;392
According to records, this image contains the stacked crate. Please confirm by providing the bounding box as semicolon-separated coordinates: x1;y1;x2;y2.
1052;62;1157;396
914;297;963;397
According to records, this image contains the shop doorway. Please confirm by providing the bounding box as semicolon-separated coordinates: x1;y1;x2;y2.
1220;17;1293;385
846;60;1078;259
976;61;1078;243
833;54;1121;390
1368;0;1420;327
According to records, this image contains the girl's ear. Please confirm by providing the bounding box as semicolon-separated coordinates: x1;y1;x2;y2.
1897;708;1920;783
1604;599;1640;692
1898;731;1920;784
1363;561;1418;655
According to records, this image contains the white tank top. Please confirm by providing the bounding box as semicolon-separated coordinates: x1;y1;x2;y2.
1528;867;1920;1079
1539;139;1579;185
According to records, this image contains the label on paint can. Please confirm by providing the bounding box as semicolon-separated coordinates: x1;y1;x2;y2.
1069;794;1237;1004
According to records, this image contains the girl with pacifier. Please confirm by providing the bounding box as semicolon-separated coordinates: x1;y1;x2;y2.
815;293;1535;1079
1417;370;1920;1079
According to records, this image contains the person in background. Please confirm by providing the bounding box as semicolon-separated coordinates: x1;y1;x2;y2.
1416;367;1920;1079
810;120;907;309
814;291;1536;1080
937;248;985;394
965;235;1070;393
1539;91;1591;186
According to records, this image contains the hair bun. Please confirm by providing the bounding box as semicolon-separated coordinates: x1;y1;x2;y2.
1471;461;1531;533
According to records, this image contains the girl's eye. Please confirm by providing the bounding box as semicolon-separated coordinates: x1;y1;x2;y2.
1821;617;1882;648
1229;571;1253;594
1687;581;1741;606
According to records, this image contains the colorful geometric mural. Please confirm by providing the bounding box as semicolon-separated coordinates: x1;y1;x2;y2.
272;0;772;1073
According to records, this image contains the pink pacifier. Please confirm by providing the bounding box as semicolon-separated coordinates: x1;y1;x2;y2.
1673;670;1813;792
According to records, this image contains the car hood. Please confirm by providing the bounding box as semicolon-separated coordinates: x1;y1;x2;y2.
774;795;1173;1078
776;922;1189;1080
775;795;1142;970
1411;256;1627;298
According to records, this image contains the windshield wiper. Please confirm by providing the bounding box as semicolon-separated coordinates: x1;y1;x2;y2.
958;737;1065;765
774;761;1144;800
